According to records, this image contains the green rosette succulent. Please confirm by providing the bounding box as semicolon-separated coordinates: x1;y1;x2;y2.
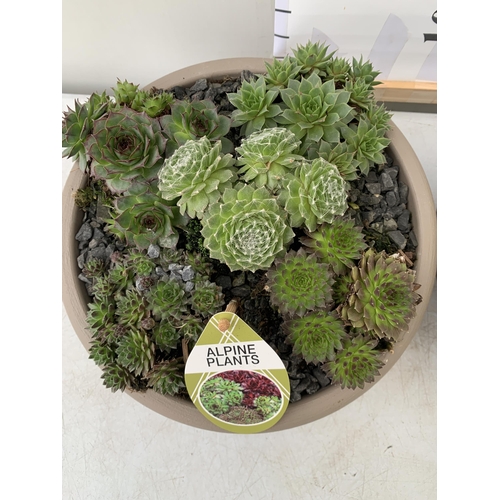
307;140;359;181
160;99;231;151
235;128;302;191
201;183;295;272
62;92;110;171
127;250;156;276
339;249;421;340
179;316;205;348
275;73;354;149
190;280;225;317
89;340;116;366
300;218;368;275
266;248;334;317
86;107;167;193
116;329;155;377
101;363;135;392
340;118;391;175
112;79;139;106
131;90;174;118
361;102;392;134
264;55;302;89
278;157;349;232
227;75;282;136
86;298;115;335
291;40;335;77
147;360;186;396
350;56;382;88
91;275;117;301
152;320;181;352
324;57;352;85
344;78;374;110
107;190;188;250
325;335;384;389
146;279;188;321
283;310;347;364
158;137;236;219
115;289;148;327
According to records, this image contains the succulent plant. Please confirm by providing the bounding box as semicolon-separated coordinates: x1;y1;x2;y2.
361;102;392;134
83;258;107;278
340;118;391;175
291;40;335;77
152;320;181;352
146;279;188;321
91;275;117;301
190;280;225;317
62;92;110;171
306;140;359;181
266;248;334;317
339;249;421;339
101;363;135;392
147;360;186;396
201;183;295;272
350;56;382;88
235;128;302;191
264;55;302;89
227;75;282;136
158;137;236;219
179;316;205;348
275;73;354;150
107;190;187;250
130;90;174;118
344;78;374;110
278;157;349;232
331;273;355;307
283;310;347;363
160;99;231;151
325;335;384;389
86;298;115;335
185;251;213;277
116;329;155;377
300;218;368;275
89;340;116;366
115;288;148;327
324;57;352;85
86;108;166;194
112;79;139;106
127;250;156;276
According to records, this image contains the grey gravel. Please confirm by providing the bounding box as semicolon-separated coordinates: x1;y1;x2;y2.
181;266;195;282
383;218;398;232
75;222;92;242
231;285;251;297
148;244;160;259
387;230;407;249
232;273;246;287
397;210;411;232
398;182;409;204
184;281;195;293
365;183;381;195
386;190;398;207
312;368;331;387
190;78;208;92
379;171;394;191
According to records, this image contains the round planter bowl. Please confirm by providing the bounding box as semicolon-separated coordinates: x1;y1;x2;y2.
62;58;437;432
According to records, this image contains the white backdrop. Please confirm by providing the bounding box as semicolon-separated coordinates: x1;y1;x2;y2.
62;0;275;94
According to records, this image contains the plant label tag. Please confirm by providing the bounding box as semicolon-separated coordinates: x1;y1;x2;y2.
184;310;290;433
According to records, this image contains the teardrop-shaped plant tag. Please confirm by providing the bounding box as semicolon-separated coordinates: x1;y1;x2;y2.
185;300;290;433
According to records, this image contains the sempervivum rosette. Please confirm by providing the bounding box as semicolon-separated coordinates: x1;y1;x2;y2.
200;184;295;272
339;249;422;340
278;157;349;232
158;137;236;219
85;108;166;193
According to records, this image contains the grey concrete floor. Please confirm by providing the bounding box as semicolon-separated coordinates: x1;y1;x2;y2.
62;95;437;499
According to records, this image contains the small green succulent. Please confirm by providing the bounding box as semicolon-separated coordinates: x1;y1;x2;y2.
291;40;336;77
350;56;382;88
235;128;302;191
264;55;302;89
300;218;368;275
331;273;355;306
344;78;374;110
89;340;116;366
107;190;188;250
185;251;213;277
160;99;231;151
306;140;359;181
91;275;117;301
101;363;135;392
86;298;115;335
147;360;186;396
283;310;347;363
179;316;205;348
266;248;334;317
112;79;139;106
190;280;225;317
278;157;349;232
83;258;107;278
158;137;236;219
116;328;155;377
62;92;110;171
227;75;282;136
127;250;156;276
131;90;174;118
339;249;421;340
86;108;166;194
324;57;352;85
275;72;354;150
115;288;148;327
325;335;384;389
146;280;188;321
340;118;391;175
361;102;392;134
152;320;181;352
201;183;295;272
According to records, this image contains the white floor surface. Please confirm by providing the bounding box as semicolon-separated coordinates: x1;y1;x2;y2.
62;95;437;500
